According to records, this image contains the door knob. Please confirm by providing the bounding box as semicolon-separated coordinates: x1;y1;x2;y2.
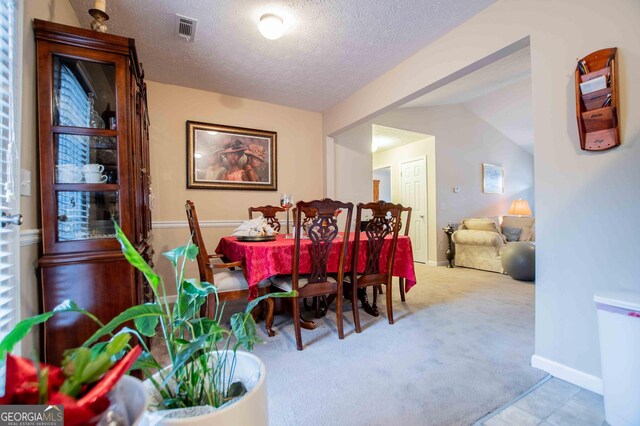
0;212;23;227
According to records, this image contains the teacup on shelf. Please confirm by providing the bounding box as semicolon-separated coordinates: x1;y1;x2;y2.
83;171;108;183
81;163;105;173
56;164;82;183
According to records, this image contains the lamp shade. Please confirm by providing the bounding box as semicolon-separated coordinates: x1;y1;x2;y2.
508;199;532;216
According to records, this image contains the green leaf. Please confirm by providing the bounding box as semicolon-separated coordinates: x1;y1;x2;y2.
163;245;187;267
182;279;217;297
0;299;112;360
231;312;262;351
114;221;160;292
80;353;112;383
162;335;209;386
131;351;162;371
105;333;131;355
0;312;54;359
134;314;159;337
37;366;49;404
185;243;199;261
88;342;109;357
191;318;226;339
245;290;297;314
70;347;92;378
53;300;85;313
83;303;165;347
162;243;198;266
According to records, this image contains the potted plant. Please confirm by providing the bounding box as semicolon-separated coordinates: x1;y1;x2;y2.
110;223;293;424
1;223;293;425
0;303;148;425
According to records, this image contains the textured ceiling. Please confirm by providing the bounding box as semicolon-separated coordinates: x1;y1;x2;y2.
372;124;432;152
68;0;494;112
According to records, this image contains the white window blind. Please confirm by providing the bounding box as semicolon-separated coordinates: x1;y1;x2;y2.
0;0;18;345
54;63;90;240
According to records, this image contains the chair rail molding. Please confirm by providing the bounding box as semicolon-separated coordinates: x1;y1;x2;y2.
20;229;41;246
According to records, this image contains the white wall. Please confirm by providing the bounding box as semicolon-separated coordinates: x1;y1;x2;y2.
324;0;640;392
340;104;533;263
464;77;534;153
333;123;373;206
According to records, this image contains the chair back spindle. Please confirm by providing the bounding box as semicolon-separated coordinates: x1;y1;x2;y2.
248;205;285;232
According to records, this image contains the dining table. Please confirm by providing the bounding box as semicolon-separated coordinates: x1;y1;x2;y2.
215;232;417;301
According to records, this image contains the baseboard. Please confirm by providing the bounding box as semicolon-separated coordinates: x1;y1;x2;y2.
531;354;603;395
427;260;450;266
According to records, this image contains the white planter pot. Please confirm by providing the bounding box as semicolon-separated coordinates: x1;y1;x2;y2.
141;351;268;426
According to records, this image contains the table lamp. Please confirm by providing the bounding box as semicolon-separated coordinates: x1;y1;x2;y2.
507;199;532;216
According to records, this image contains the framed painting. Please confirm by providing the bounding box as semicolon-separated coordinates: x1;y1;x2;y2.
186;121;277;190
482;163;504;194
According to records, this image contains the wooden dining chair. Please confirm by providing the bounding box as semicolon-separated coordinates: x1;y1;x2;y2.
378;206;412;300
186;200;274;335
248;205;285;232
269;198;353;350
293;206;343;317
396;206;412;301
349;201;403;332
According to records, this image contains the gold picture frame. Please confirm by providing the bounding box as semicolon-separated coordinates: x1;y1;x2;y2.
186;121;277;190
482;163;504;194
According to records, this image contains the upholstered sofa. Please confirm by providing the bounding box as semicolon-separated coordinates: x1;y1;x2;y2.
451;216;535;273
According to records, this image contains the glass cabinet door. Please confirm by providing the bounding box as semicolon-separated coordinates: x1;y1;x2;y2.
57;191;119;241
47;52;124;246
52;56;116;129
54;134;118;184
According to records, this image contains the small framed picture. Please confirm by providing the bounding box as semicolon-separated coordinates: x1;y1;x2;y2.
482;163;504;194
186;121;277;190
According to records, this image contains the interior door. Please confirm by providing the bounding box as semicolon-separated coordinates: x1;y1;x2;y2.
401;158;427;263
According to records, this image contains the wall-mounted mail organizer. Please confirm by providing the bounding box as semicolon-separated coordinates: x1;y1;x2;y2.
575;47;620;151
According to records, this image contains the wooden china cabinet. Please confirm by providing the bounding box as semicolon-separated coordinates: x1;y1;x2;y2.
34;20;153;364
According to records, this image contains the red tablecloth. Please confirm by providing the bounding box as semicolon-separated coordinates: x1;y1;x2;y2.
215;233;416;299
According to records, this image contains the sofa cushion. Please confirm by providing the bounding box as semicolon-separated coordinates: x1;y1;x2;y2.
462;217;500;233
452;230;504;247
502;226;522;242
502;216;535;241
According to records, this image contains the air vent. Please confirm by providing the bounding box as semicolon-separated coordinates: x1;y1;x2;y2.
175;14;197;42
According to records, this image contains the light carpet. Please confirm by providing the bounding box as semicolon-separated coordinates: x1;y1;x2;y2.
251;264;544;426
155;264;545;425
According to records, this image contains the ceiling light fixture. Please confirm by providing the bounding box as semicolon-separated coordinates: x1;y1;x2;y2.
259;13;284;40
